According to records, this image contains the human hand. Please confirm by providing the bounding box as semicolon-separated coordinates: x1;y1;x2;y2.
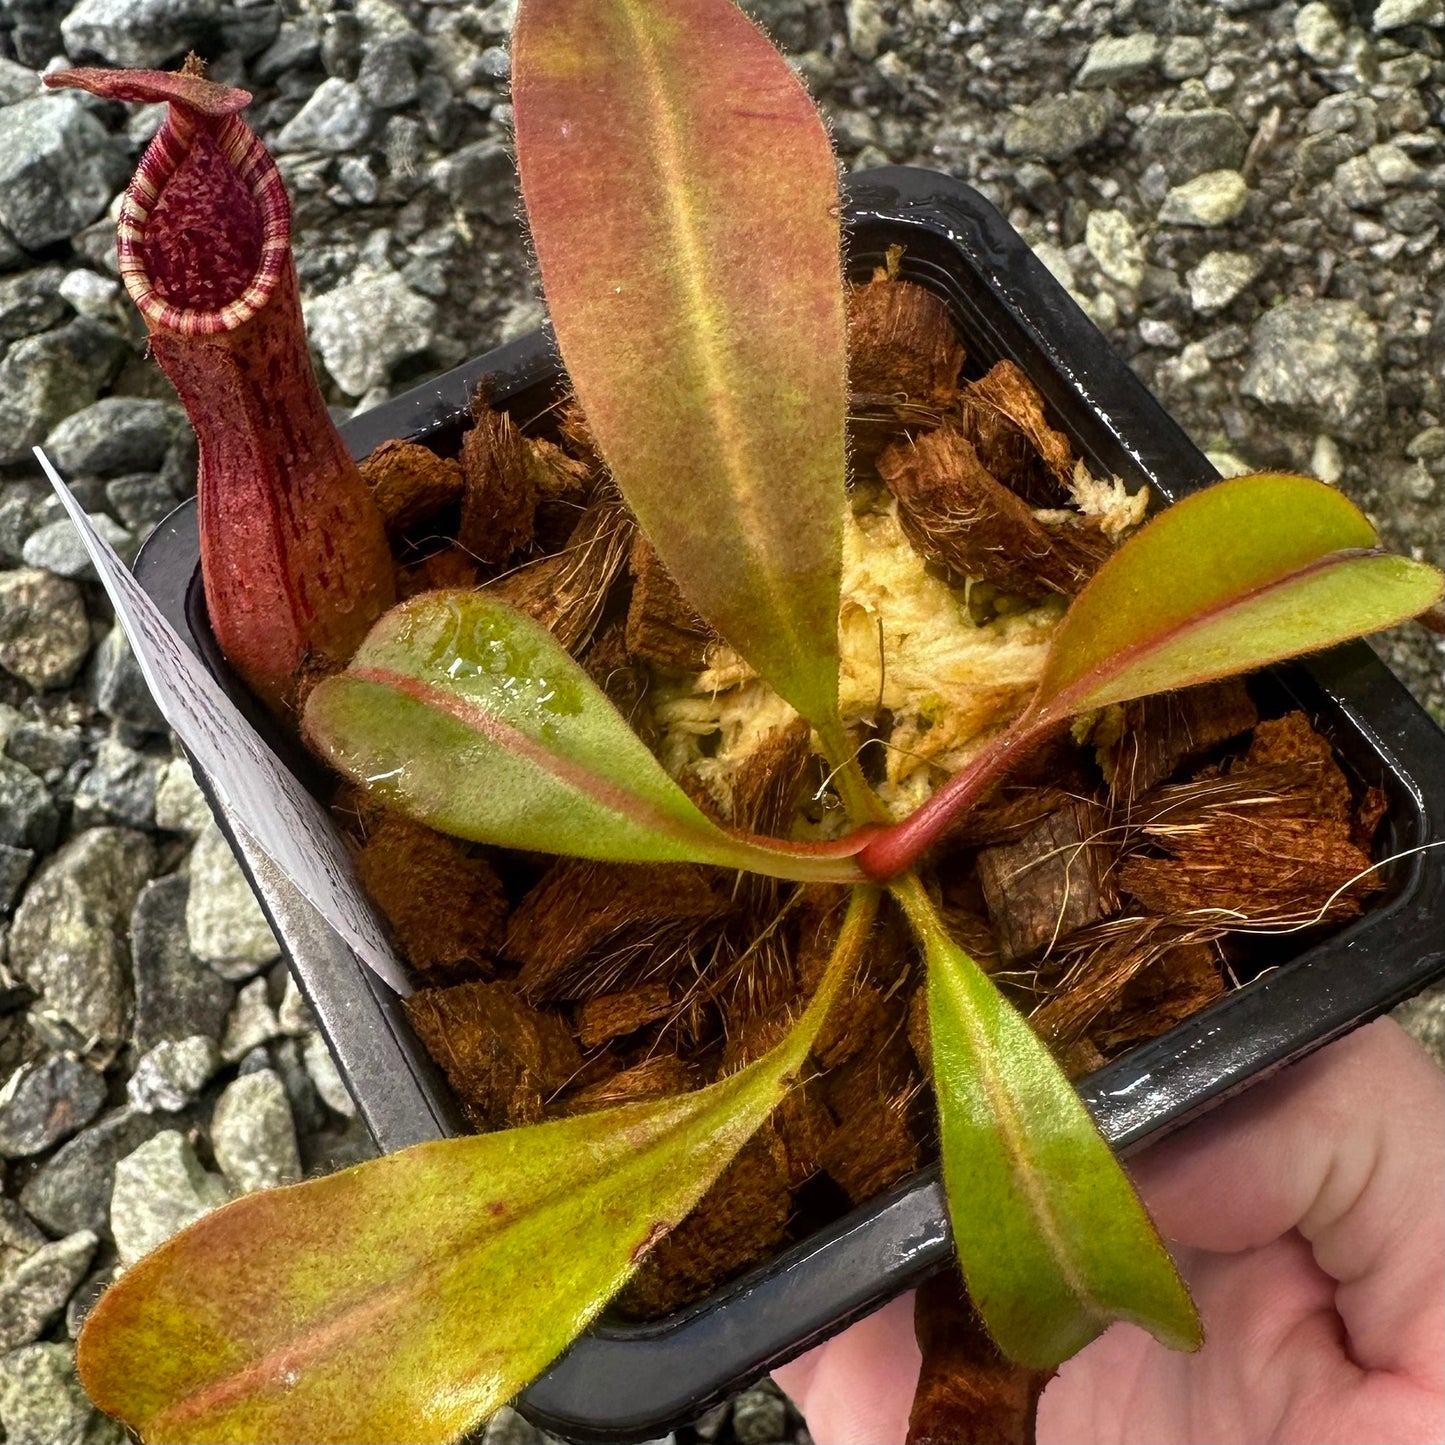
773;1017;1445;1444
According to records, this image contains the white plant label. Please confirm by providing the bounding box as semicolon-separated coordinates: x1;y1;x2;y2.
35;448;410;995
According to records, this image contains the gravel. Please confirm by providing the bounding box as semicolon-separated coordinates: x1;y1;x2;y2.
186;819;280;979
130;873;235;1052
0;1;1438;1437
0;93;128;251
210;1068;302;1193
0;1231;97;1351
0;1055;106;1158
0;570;92;691
109;1129;229;1269
8;827;154;1042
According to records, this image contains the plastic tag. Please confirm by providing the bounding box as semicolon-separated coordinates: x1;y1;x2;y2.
34;448;411;995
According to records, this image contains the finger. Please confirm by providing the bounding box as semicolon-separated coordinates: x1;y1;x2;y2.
1129;1017;1444;1381
771;1290;920;1444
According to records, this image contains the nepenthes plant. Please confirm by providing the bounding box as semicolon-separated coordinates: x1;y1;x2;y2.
47;1;1443;1441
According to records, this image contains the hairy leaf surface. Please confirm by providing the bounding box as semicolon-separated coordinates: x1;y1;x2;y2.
1032;472;1443;719
303;592;865;882
80;889;879;1444
512;0;849;740
895;878;1200;1367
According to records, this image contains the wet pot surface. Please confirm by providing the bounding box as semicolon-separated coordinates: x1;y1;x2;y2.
133;167;1445;1443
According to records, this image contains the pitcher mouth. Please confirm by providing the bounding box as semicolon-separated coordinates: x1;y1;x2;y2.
118;104;291;337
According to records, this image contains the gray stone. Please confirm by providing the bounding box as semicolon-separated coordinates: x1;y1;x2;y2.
276;77;376;153
219;977;283;1063
0;759;54;852
153;757;212;836
0;318;127;467
0;59;39;106
1137;108;1248;185
1084;208;1144;288
1160;35;1209;79
127;1036;221;1113
337;155;378;204
434;139;516;224
89;623;167;734
210;1068;301;1193
844;0;887;60
730;1384;787;1444
269;1035;325;1135
479;45;511;80
0;266;68;346
110;1129;229;1268
357;36;421;109
276;974;315;1036
0;1232;96;1351
0;95;129;252
254;20;322;82
0;495;32;570
0;570;90;693
1372;0;1443;28
61;0;221;68
219;2;281;59
1294;2;1347;64
1002;92;1113;162
305;267;437;397
0;1203;45;1277
1366;143;1423;187
43;398;190;479
1406;427;1445;462
57;269;120;320
1186;250;1263;314
131;873;234;1052
1333;153;1386;210
0;1055;107;1158
1241;299;1385;441
8;828;155;1041
21;512;133;578
1075;33;1159;88
303;1030;356;1118
0;1343;103;1445
6;718;83;779
187;820;279;980
1383;192;1440;236
105;474;180;534
0;845;32;914
1158;170;1249;227
72;734;164;830
1393;982;1444;1069
19;1108;166;1237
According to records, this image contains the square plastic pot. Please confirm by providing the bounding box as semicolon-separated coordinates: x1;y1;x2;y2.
132;167;1445;1444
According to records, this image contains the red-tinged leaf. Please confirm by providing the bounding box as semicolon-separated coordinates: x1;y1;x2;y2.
79;889;879;1445
303;591;866;883
1029;472;1444;720
858;474;1444;877
894;877;1200;1368
512;0;849;743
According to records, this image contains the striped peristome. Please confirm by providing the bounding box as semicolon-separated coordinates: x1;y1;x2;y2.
44;63;396;716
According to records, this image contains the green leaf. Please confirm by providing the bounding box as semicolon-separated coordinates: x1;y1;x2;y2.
1032;472;1444;720
894;876;1200;1368
79;889;880;1445
512;0;849;741
303;591;864;883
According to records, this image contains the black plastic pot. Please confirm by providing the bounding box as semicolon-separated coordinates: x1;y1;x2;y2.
133;167;1445;1444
